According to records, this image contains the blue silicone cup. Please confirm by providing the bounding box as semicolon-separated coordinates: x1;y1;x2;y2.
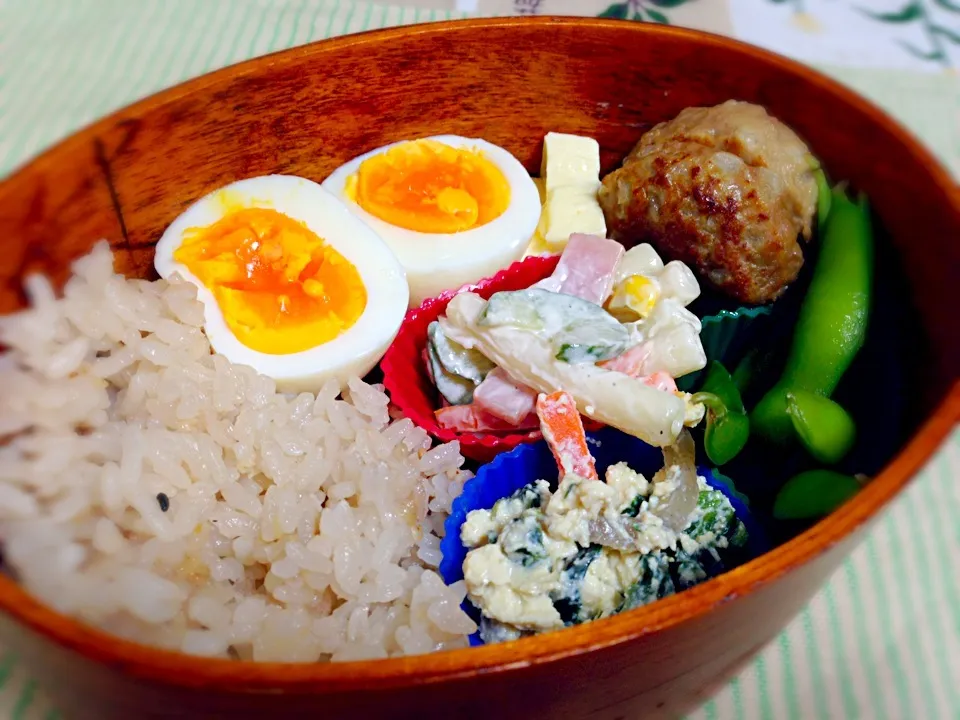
439;426;770;646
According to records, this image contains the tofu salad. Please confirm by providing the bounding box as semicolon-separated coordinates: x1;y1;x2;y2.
461;391;749;644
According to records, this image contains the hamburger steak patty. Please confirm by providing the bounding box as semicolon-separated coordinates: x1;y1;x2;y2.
598;100;818;305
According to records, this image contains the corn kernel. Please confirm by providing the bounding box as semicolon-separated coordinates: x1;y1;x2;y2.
606;275;661;321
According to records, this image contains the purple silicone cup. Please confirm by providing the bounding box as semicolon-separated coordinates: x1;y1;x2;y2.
439;427;769;646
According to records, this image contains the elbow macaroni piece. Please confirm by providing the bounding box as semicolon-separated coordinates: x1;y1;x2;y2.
628;299;707;379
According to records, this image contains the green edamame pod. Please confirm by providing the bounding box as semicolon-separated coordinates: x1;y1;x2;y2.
699;360;746;414
814;168;832;232
785;189;873;391
785;390;857;464
751;187;873;444
773;470;861;520
692;361;750;466
703;413;750;467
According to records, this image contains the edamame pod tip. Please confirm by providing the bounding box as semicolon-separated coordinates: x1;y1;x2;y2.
785;389;857;465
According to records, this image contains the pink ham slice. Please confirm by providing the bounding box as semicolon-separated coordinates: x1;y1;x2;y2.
534;233;624;305
435;404;539;433
599;344;678;393
473;367;538;424
599;343;651;376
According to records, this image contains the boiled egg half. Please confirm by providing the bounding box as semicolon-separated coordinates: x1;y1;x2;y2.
321;135;541;307
154;175;408;393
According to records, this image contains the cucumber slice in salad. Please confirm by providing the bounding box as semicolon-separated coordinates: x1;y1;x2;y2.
426;340;476;406
479;288;629;364
554;323;630;363
428;321;495;385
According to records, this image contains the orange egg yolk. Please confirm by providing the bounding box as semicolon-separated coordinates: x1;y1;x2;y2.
346;140;511;234
173;208;367;355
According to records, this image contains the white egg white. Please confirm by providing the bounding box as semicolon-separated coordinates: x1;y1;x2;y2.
321;135;541;308
154;175;409;393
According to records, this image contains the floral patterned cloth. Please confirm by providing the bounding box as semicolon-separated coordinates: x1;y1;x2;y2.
1;2;958;719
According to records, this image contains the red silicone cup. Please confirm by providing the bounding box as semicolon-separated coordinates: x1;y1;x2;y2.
382;255;559;464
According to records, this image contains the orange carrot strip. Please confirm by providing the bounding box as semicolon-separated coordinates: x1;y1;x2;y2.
642;371;677;394
535;391;598;481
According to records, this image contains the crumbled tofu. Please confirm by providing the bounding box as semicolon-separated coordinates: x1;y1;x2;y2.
605;462;650;503
462;544;565;630
461;464;747;643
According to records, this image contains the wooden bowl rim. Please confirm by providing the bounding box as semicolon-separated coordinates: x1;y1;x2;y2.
1;15;958;692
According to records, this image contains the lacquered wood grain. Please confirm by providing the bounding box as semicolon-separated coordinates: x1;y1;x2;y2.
0;17;957;720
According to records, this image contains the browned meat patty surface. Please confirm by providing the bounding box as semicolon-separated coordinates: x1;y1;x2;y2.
598;100;818;305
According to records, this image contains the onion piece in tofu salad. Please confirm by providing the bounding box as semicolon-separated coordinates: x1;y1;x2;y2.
461;391;749;644
427;233;707;447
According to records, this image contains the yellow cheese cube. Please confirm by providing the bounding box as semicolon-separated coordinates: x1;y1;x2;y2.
541;132;602;192
542;186;607;249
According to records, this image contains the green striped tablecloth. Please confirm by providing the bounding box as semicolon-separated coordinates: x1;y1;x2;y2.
1;1;958;718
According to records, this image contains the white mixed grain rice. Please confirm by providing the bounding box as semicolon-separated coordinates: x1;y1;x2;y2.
0;242;477;661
